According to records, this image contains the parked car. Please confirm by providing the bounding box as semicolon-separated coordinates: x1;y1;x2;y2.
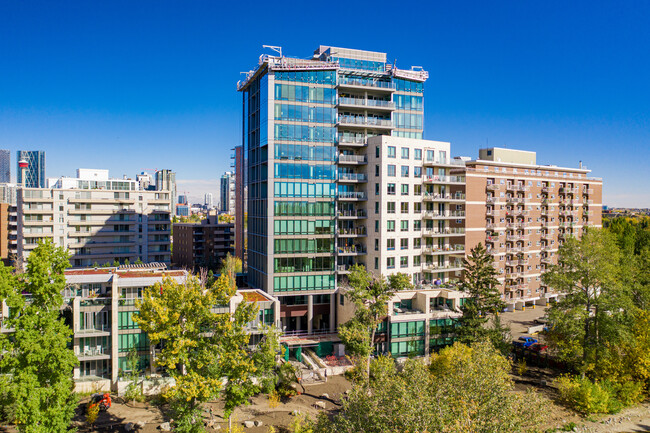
529;343;548;352
534;316;549;325
512;336;538;348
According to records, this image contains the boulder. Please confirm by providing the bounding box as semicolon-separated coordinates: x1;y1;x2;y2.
125;422;135;432
159;422;172;431
243;421;255;428
314;401;327;409
136;421;146;429
254;421;263;427
320;393;330;399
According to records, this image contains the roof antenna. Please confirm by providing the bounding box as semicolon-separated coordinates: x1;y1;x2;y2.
263;45;283;58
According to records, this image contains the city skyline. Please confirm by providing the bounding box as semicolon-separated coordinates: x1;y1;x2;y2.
1;1;649;206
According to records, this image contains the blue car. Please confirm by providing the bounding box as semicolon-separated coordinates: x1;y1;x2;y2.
512;336;538;348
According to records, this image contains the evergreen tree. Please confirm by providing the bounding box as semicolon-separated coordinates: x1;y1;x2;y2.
456;243;507;348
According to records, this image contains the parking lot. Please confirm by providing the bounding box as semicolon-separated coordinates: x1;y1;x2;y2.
499;305;548;340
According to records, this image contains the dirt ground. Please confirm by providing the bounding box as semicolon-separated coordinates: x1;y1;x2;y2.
62;375;351;432
500;305;548;339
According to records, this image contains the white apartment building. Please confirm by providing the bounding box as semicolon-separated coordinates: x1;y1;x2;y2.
364;136;466;284
16;170;172;267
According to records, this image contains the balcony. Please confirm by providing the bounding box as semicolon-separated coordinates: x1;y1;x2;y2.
506;246;524;253
423;262;464;272
338;136;366;146
486;197;499;204
506;222;527;229
486;184;500;191
422;227;465;237
422;210;465;219
337;77;396;91
338;191;367;201
423;158;465;168
423;193;466;202
338;115;393;129
506;197;526;204
505;272;525;279
338;227;367;237
423;175;465;184
338;210;367;219
76;346;111;361
541;187;551;193
338;246;367;256
559;187;579;195
507;184;528;192
338;173;368;183
337;97;395;111
506;209;529;217
485;209;500;217
422;245;465;255
583;188;594;195
506;259;528;267
338;154;367;164
75;325;111;337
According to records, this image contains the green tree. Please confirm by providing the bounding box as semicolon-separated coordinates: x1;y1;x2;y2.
135;265;280;432
456;243;506;347
0;240;78;432
542;229;626;375
124;347;144;403
316;342;543;433
338;264;412;380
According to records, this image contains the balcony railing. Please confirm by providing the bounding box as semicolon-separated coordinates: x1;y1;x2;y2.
338;154;367;164
423;193;466;201
423;175;465;183
422;245;465;254
338;210;367;218
338;116;393;127
507;185;528;192
337;97;395;108
422;210;466;218
338;77;396;90
338;173;367;182
338;192;367;200
338;227;367;236
506;197;527;204
338;246;367;255
422;227;465;236
338;136;366;145
486;184;500;191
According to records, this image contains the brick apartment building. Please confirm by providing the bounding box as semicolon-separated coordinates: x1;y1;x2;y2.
457;147;603;306
172;214;235;271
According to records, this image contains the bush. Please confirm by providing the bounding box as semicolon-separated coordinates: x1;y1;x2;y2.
611;380;645;406
86;403;99;426
556;376;616;414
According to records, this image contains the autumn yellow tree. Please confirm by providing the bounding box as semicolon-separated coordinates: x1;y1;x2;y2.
136;257;280;432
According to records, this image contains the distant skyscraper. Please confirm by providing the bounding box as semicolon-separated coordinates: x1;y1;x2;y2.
220;171;235;213
155;169;177;214
0;150;10;183
204;193;214;208
178;194;188;205
16;150;45;188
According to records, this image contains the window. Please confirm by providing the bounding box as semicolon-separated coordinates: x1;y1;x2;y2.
375;202;379;214
387;220;395;232
387;239;395;250
400;256;408;268
426;150;434;161
414;202;422;213
376;146;380;157
401;148;409;159
375;220;379;232
387;258;395;269
401;202;409;213
387;202;396;213
375;239;379;251
375;183;380;195
401;238;408;249
388;165;396;177
413;220;421;231
401;166;409;177
414;166;422;177
414;185;422;195
413;255;421;266
375;257;379;269
387;183;396;195
375;165;380;176
387;146;396;158
413;238;421;248
401;220;409;231
401;184;409;195
414;149;422;160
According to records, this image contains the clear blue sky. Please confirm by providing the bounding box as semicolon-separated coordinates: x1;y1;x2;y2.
1;0;649;206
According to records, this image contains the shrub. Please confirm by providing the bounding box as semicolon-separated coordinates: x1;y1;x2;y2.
86;403;99;426
556;376;615;414
268;390;281;409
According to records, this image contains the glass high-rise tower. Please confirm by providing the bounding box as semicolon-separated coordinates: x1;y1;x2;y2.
0;149;10;183
238;46;428;334
17;150;46;188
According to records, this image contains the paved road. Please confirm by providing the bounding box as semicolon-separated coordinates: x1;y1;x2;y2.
499;306;548;339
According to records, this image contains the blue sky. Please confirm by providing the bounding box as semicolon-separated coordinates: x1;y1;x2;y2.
1;1;649;206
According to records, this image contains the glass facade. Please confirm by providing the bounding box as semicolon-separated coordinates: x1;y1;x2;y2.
241;46;427;333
